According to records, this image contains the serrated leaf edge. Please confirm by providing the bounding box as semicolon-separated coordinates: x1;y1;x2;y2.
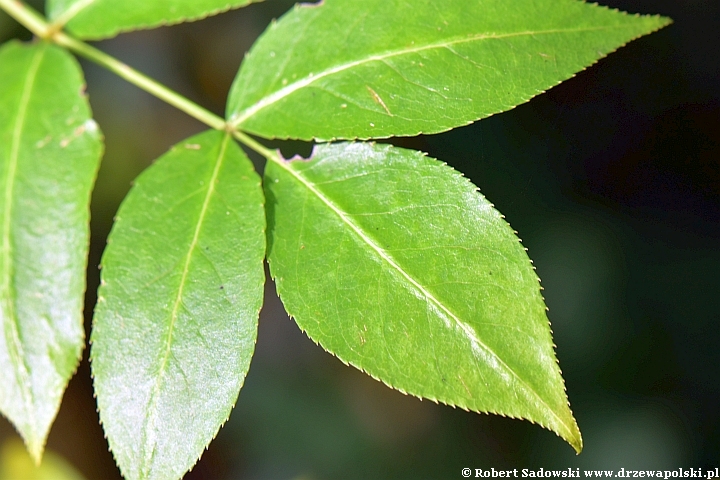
92;132;266;480
231;24;627;128
267;142;582;451
1;42;45;463
230;4;670;143
54;0;262;41
137;132;232;479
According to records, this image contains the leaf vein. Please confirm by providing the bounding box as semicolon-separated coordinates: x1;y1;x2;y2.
231;24;626;126
1;45;46;444
279;159;573;438
138;132;231;475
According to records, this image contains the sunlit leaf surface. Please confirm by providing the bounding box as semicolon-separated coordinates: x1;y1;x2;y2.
47;0;259;39
0;41;102;462
92;130;265;480
228;0;669;141
265;142;582;451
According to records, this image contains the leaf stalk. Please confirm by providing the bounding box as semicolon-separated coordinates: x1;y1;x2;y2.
52;33;228;132
0;0;279;162
0;0;49;38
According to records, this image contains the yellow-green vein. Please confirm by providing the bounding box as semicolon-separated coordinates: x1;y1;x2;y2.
139;131;232;475
274;156;580;449
229;24;626;127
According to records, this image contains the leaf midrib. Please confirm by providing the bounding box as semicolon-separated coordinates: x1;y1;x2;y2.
277;158;575;441
139;132;231;476
1;45;46;451
230;24;624;126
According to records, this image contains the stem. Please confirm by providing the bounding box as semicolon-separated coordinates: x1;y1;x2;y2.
0;0;280;161
53;33;227;132
0;0;49;38
232;130;284;165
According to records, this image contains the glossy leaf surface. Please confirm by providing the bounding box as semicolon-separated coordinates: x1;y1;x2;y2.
46;0;258;39
0;41;102;462
265;142;582;451
228;0;670;141
92;131;265;480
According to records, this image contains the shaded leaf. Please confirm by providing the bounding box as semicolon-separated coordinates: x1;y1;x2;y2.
46;0;259;40
91;130;265;480
0;41;102;462
227;0;670;141
265;142;582;451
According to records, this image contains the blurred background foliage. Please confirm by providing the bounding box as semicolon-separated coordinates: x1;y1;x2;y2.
0;440;85;480
1;0;718;478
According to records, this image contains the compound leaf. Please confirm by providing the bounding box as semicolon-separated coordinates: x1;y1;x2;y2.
91;130;265;480
0;41;102;462
227;0;670;141
46;0;259;40
265;142;582;452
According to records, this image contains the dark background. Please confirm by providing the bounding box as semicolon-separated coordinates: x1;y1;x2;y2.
1;0;718;478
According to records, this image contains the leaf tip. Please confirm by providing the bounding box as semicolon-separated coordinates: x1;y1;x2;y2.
569;427;583;454
25;437;45;467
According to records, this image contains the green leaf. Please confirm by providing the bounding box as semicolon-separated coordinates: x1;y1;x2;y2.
91;130;265;480
0;41;102;462
265;142;582;452
227;0;670;141
46;0;259;40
